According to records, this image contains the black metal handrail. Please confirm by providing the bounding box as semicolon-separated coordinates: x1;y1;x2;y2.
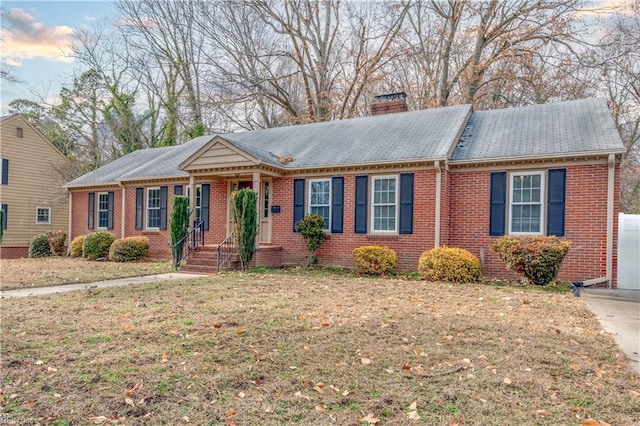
216;231;236;272
173;220;205;270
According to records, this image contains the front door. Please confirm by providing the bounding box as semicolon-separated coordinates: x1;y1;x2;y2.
227;179;271;243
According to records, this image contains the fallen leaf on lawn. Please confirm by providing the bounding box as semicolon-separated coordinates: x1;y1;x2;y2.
35;360;44;365
124;324;133;332
289;366;297;370
295;391;311;402
571;406;585;413
569;364;581;371
315;405;326;412
47;367;58;372
213;323;222;329
161;353;168;363
254;353;266;361
225;419;236;426
402;364;412;371
361;413;380;424
579;420;601;426
53;393;62;398
407;410;420;420
182;416;189;423
90;416;108;424
320;322;330;327
503;377;512;385
125;382;144;396
313;383;326;393
125;398;135;407
16;331;26;337
450;421;460;426
342;390;352;396
535;409;552;417
629;390;640;397
409;401;417;411
361;358;371;366
238;392;245;398
225;411;236;416
235;329;245;335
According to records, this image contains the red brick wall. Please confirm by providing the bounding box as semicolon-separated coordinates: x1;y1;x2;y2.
447;163;619;285
0;246;29;258
270;171;437;271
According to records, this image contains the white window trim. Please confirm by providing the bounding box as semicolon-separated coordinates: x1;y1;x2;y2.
308;178;331;231
508;171;545;235
35;207;51;225
97;191;109;229
370;175;399;234
146;187;161;230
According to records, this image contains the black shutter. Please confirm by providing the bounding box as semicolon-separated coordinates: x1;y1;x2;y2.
547;169;566;237
354;175;368;234
159;186;168;230
293;179;305;232
135;188;143;230
174;185;183;196
201;184;210;231
1;159;8;185
399;173;414;234
489;172;507;236
1;204;7;230
331;177;344;233
88;192;95;230
107;191;114;230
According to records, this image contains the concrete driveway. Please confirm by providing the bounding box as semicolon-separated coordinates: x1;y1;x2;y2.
582;288;640;376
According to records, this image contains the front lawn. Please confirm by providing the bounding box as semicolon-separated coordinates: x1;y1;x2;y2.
1;270;638;424
0;257;173;291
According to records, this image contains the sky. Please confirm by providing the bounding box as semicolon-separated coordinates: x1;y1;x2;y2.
0;0;635;115
1;1;115;113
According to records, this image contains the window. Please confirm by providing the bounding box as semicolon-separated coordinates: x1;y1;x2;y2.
97;192;109;228
187;185;202;223
147;187;161;229
16;127;23;138
308;179;330;230
371;176;398;232
35;207;51;225
509;171;544;234
1;159;8;185
263;182;270;219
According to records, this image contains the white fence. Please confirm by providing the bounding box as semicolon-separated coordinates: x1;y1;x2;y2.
618;213;640;290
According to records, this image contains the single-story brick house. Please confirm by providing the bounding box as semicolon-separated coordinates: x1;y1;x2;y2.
65;96;626;285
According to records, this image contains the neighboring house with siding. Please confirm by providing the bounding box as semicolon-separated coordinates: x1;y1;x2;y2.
64;96;626;286
0;114;71;258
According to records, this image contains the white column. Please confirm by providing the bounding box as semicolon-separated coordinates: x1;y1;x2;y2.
252;171;261;248
189;175;196;225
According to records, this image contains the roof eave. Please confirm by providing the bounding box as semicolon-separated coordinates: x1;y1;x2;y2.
449;149;627;166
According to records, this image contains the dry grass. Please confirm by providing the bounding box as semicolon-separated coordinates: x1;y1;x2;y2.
1;269;638;425
0;258;173;291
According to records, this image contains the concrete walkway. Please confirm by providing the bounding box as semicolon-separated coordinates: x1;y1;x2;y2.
582;288;640;376
0;272;204;298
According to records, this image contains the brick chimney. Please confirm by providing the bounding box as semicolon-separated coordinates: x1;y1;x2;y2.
371;92;408;116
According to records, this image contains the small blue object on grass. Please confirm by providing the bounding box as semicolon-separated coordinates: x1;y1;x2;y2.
570;282;581;298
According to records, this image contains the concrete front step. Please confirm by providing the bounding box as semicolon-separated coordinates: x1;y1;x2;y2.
179;264;216;274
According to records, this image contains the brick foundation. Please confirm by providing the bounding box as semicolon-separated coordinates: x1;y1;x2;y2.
0;246;29;259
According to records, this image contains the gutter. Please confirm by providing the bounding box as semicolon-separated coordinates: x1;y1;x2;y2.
434;160;441;247
67;190;72;255
448;149;627;166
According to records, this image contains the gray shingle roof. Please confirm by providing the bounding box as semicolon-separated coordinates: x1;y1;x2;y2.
451;98;625;162
226;104;472;168
65;98;624;188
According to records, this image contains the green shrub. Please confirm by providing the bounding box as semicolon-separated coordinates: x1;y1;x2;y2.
232;189;258;271
491;236;571;286
296;214;326;266
46;230;67;256
83;231;116;260
418;246;481;283
29;233;52;258
70;235;86;257
353;245;398;276
109;237;150;262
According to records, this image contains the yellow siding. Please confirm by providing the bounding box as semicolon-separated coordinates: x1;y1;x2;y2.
0;115;70;248
183;142;256;170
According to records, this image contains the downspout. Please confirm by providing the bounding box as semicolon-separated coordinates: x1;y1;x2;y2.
606;153;615;288
67;190;72;255
118;183;126;238
434;160;441;248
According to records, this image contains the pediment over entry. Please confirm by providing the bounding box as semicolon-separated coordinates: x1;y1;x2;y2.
179;136;272;172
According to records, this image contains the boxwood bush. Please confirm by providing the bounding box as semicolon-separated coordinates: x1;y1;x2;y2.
83;231;116;260
491;236;571;286
70;235;86;257
418;246;481;283
28;233;52;258
108;236;150;262
353;245;398;276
